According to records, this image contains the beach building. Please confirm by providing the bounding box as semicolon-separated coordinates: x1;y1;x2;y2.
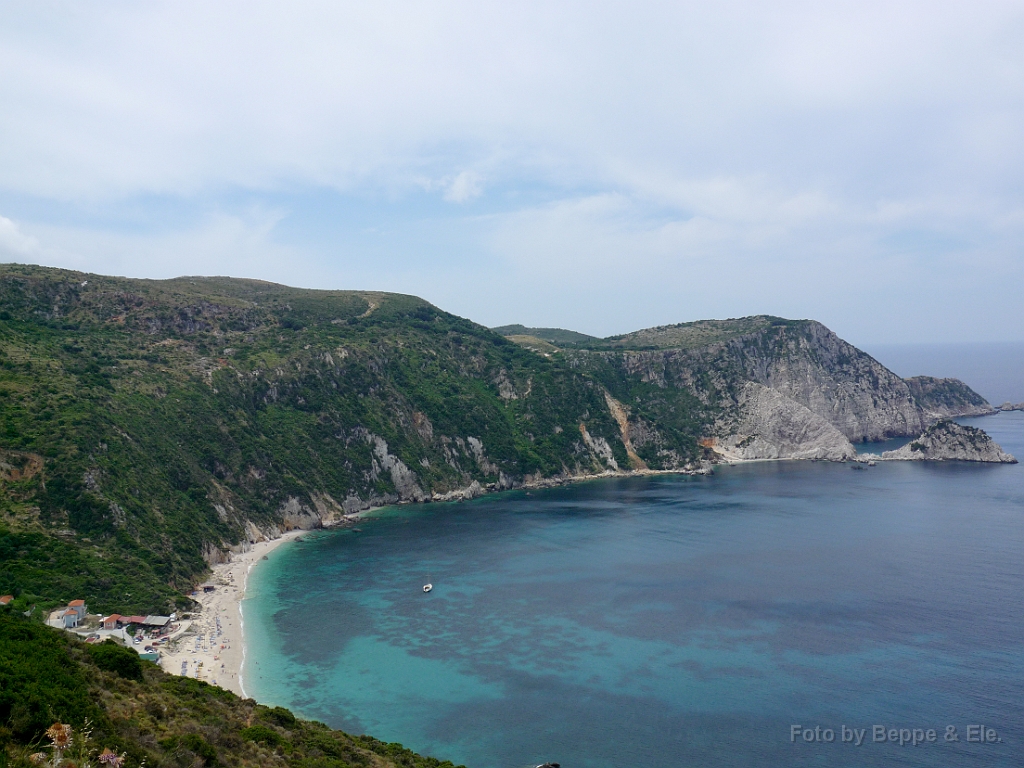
126;615;148;626
67;599;87;619
102;614;123;630
60;609;80;629
0;595;12;606
143;615;170;630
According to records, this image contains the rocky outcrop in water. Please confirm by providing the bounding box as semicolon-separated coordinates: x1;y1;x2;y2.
879;421;1017;463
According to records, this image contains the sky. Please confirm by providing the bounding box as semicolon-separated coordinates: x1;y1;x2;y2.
1;1;1023;345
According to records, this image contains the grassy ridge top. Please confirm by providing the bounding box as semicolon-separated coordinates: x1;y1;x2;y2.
490;325;599;347
494;315;809;351
0;263;430;331
603;316;807;350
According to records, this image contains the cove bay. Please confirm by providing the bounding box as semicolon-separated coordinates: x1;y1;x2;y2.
243;413;1024;768
6;11;1024;765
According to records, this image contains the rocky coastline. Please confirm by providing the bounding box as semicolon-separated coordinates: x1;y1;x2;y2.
229;414;1018;554
859;420;1017;464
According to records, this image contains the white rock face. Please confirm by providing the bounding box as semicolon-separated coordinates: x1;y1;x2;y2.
369;434;427;501
712;382;857;461
431;481;484;502
466;437;499;475
578;423;620;470
613;322;926;444
882;421;1017;463
742;322;924;442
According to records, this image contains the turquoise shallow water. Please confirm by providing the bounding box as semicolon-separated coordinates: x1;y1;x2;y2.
244;412;1024;768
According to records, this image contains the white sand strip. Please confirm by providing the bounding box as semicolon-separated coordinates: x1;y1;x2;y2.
158;528;308;697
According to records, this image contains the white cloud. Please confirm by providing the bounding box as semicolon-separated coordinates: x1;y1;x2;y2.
0;215;40;257
443;171;483;203
9;209;311;286
0;1;1022;342
1;1;1021;201
468;177;1024;341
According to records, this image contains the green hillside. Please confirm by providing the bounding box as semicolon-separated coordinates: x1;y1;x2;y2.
491;324;600;347
602;316;804;350
0;607;461;768
0;265;704;614
493;316;802;351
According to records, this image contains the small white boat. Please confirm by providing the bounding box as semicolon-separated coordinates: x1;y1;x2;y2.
423;583;432;593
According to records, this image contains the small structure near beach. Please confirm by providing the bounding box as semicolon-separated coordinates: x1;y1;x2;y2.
47;599;88;630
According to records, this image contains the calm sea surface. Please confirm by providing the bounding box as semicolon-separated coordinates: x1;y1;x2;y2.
244;412;1024;768
863;342;1024;405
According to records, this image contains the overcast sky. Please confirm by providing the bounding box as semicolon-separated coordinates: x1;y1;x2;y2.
1;1;1022;344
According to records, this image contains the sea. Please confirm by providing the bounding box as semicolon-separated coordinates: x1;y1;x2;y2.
863;342;1024;406
242;410;1024;768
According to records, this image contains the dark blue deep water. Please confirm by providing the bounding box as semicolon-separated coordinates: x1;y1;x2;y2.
244;413;1024;768
864;342;1024;405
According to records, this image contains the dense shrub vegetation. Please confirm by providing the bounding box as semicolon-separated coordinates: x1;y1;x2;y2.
1;265;671;613
0;609;463;768
86;639;144;681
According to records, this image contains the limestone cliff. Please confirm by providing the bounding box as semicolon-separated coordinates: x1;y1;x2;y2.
612;320;924;442
905;376;996;420
709;382;856;461
561;317;996;463
726;320;926;442
880;421;1017;463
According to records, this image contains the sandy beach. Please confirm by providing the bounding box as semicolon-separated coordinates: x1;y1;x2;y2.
158;528;308;696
